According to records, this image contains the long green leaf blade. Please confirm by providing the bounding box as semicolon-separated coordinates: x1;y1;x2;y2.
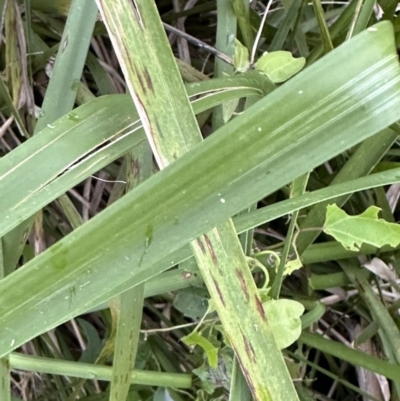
0;74;267;238
96;1;295;400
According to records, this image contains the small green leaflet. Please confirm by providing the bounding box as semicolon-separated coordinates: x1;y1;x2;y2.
284;244;302;276
182;332;219;368
233;40;305;84
255;51;306;83
173;288;209;320
233;39;250;72
182;298;304;363
324;204;400;251
263;299;305;349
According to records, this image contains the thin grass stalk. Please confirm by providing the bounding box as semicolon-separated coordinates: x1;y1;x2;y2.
8;352;191;387
23;0;33;85
311;0;334;53
306;0;358;63
0;59;29;138
212;0;236;130
269;0;304;52
109;142;152;401
0;241;10;401
299;331;400;382
287;350;384;401
34;0;98;132
231;0;253;50
348;0;376;37
270;173;309;299
5;0;34;122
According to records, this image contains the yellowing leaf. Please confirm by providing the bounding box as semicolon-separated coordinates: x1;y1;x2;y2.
233;39;250;72
263;299;304;349
324;204;400;251
255;51;305;83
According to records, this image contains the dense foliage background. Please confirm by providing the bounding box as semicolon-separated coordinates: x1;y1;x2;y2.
1;0;400;400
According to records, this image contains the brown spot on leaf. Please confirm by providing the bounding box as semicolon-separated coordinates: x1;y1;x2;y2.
134;97;155;144
213;277;226;307
129;0;144;28
242;332;257;364
196;238;206;254
204;234;219;267
136;69;154;95
235;269;249;302
255;295;267;322
239;365;256;396
143;69;153;92
155;120;164;138
137;71;146;92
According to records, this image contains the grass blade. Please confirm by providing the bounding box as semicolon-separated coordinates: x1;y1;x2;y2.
34;0;97;132
96;0;297;399
109;142;152;401
0;76;265;239
0;241;10;401
231;0;253;51
340;260;400;365
213;0;236;129
300;331;400;382
8;353;191;388
311;0;334;53
234;165;400;234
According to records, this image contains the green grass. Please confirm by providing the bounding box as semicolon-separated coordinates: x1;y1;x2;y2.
1;0;400;400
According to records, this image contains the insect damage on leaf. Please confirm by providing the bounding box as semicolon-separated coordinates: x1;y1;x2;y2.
324;204;400;251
